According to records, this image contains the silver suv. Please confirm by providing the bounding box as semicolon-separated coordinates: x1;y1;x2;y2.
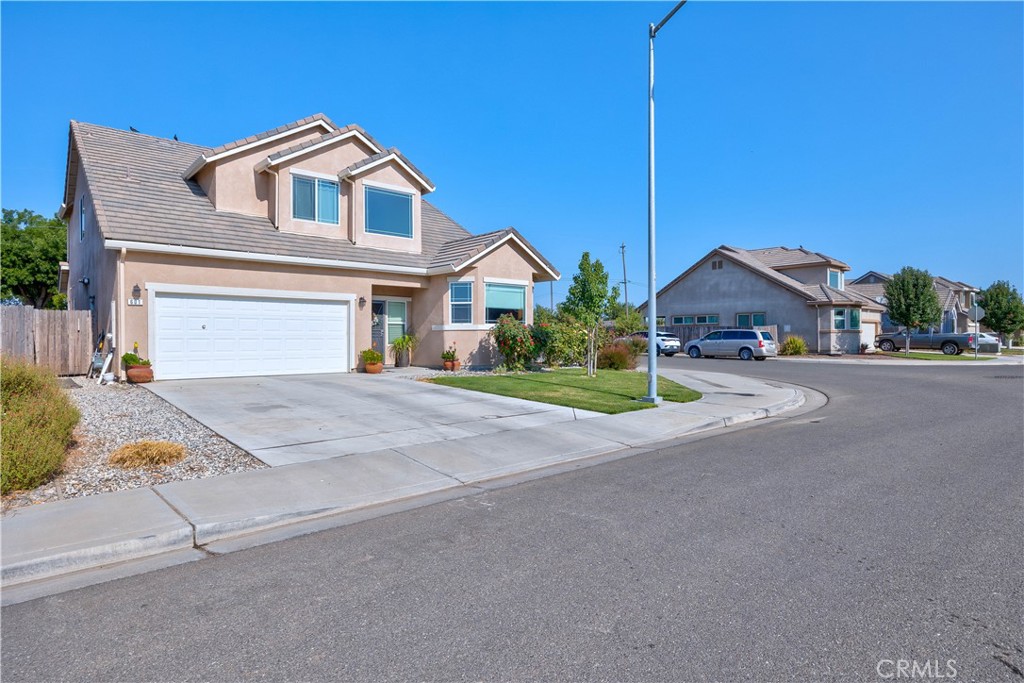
684;329;777;361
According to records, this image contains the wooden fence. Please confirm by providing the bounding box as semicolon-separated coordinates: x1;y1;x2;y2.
0;306;93;376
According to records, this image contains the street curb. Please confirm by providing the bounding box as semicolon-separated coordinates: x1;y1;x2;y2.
1;384;807;592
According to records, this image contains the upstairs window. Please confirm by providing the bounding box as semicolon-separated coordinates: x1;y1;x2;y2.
79;196;85;242
485;283;525;323
450;282;473;324
293;175;339;224
365;186;413;238
828;269;844;290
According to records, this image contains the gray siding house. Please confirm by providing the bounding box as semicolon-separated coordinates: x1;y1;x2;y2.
847;271;979;334
641;246;885;354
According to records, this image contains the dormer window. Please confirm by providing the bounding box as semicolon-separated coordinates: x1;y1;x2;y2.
828;269;843;290
292;174;339;224
365;185;413;238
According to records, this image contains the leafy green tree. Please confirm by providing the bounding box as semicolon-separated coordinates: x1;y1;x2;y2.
883;266;942;354
613;307;645;335
1;209;67;309
978;280;1024;347
561;252;618;377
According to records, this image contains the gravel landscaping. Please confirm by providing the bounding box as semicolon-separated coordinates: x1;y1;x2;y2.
1;378;266;513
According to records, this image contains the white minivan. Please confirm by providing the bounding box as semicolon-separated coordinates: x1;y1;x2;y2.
684;329;777;361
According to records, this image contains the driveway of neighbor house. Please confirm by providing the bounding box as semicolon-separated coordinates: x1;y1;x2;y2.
145;371;602;467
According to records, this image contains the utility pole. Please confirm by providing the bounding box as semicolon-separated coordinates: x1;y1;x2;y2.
620;242;629;311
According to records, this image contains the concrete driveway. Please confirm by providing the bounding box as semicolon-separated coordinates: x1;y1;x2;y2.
146;371;600;466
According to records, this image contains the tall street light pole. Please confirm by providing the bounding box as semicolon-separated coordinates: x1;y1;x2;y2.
643;0;687;403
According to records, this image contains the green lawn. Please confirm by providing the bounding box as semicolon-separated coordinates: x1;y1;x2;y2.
427;368;701;414
878;351;993;361
1001;348;1024;356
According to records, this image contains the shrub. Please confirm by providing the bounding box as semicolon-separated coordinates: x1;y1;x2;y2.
121;352;151;367
543;315;588;367
360;347;383;364
780;335;809;356
491;314;536;371
597;342;638;370
109;441;187;468
1;356;80;493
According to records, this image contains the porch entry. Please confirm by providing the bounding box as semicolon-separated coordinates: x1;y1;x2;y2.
371;299;407;362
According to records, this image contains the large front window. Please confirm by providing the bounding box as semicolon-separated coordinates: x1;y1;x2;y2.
365;186;413;238
833;307;861;330
450;282;473;324
293;176;339;224
485;283;525;323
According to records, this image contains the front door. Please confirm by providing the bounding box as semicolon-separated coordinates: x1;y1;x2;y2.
372;299;408;364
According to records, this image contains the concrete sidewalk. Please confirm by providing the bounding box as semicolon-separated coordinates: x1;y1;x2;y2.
1;368;806;601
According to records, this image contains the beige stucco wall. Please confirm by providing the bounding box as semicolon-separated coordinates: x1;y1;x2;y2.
780;264;845;287
122;252;429;371
66;163;117;355
117;240;547;374
199;127;327;218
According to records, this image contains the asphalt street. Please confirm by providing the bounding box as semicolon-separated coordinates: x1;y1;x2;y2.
2;359;1022;682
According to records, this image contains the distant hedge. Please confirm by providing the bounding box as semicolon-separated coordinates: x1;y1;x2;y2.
1;356;80;493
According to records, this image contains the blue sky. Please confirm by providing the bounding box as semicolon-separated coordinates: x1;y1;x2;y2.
2;1;1021;303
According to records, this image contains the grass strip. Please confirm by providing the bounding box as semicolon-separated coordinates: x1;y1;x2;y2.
428;368;701;414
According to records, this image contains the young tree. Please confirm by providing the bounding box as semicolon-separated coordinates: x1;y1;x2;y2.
978;280;1024;347
561;252;617;377
883;266;942;354
1;209;67;309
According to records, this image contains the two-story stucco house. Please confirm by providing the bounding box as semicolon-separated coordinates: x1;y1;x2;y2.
847;271;979;334
57;114;558;380
640;245;884;354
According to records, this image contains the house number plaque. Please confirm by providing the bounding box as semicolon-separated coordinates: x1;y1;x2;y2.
127;298;144;306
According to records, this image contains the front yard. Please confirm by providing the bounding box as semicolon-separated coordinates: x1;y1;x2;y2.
877;351;994;361
427;368;701;414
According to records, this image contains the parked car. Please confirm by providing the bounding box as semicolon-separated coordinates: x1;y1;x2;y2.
629;330;681;357
874;331;976;355
684;329;778;361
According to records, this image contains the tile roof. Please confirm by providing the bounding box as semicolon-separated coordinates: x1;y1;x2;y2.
747;246;850;271
802;283;884;309
65;120;525;273
263;124;388;165
337;148;435;192
429;227;559;278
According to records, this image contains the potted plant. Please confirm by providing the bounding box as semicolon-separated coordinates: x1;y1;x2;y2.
441;343;460;371
121;352;153;383
390;334;418;368
360;347;384;374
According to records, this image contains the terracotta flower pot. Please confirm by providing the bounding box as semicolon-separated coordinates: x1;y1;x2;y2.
443;360;455;371
453;360;461;371
126;365;154;383
364;362;383;374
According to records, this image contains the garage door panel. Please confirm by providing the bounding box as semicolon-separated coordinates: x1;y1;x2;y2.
154;292;350;380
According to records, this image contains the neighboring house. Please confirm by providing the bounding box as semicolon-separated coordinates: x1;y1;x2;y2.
848;271;979;333
58;114;558;379
639;245;885;354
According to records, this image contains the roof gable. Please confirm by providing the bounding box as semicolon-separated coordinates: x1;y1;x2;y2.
182;114;338;179
747;246;850;271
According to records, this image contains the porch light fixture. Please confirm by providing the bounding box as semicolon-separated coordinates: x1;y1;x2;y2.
132;284;142;299
358;296;367;308
79;277;90;287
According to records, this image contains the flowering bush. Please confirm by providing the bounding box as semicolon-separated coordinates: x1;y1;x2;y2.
491;314;535;371
441;343;458;362
360;346;383;364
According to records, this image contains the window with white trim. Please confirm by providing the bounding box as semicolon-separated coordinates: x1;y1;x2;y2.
828;269;844;290
737;312;766;327
365;186;413;238
79;196;85;242
485;283;525;323
674;314;718;325
450;282;473;324
833;308;846;330
293;175;339;224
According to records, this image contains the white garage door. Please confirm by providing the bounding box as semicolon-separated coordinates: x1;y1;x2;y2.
154;292;350;380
